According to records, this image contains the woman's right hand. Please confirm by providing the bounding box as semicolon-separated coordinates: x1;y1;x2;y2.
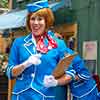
22;54;42;68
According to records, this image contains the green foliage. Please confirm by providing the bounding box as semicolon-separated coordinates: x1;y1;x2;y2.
0;54;8;75
0;0;8;8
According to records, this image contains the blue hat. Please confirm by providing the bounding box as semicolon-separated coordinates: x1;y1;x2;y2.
27;0;49;13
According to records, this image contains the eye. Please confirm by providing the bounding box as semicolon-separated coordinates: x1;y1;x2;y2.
30;17;35;21
38;17;43;21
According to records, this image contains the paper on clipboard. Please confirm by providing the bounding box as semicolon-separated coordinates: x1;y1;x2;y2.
52;53;77;79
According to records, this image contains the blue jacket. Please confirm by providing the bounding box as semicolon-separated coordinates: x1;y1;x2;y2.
66;53;99;99
6;31;99;100
6;32;68;100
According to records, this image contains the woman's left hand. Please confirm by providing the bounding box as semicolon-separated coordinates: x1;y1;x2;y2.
43;75;58;88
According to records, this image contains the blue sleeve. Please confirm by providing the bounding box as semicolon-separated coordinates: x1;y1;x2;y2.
58;44;91;80
6;38;19;79
65;64;76;80
65;55;91;80
72;55;91;80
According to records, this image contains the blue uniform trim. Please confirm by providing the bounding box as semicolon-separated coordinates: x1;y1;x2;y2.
78;73;91;80
72;85;97;98
66;69;76;80
6;65;14;79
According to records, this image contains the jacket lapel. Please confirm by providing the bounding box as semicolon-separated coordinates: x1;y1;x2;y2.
24;34;37;55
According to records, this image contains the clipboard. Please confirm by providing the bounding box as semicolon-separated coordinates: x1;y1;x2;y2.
52;53;77;79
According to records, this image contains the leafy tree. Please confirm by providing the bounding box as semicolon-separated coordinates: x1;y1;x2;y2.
0;0;8;8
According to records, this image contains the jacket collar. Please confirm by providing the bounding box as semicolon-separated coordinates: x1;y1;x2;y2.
24;33;37;55
24;33;32;43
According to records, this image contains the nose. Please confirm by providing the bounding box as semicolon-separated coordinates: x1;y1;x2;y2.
34;19;38;24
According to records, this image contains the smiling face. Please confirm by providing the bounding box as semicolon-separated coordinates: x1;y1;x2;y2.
26;8;54;34
29;14;46;36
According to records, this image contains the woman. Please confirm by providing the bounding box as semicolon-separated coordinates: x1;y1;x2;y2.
6;0;99;100
6;0;67;100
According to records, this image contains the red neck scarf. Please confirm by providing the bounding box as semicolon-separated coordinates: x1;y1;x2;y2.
36;33;57;53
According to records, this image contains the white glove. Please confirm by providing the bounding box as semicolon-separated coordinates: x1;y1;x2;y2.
43;75;58;88
22;54;41;68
